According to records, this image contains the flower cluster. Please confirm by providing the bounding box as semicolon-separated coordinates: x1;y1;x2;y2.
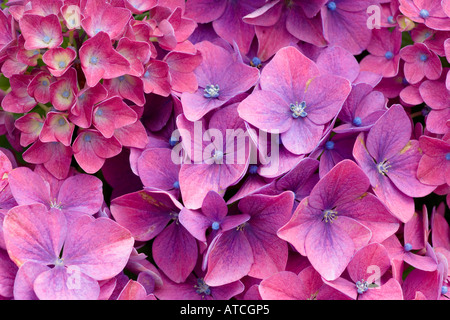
0;0;449;300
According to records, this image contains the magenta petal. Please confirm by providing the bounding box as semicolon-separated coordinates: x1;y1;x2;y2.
277;198;320;256
305;216;370;281
19;14;63;50
3;203;66;267
366;104;412;162
103;75;145;107
137;147;180;192
92;96;138;139
201;190;228;222
212;1;260;54
281;117;324;155
79;31;130;87
141;60;171;96
359;278;403;300
258;271;308;300
321;6;372;55
387;140;436;197
152;222;197;283
239;192;293;279
1;74;36;113
204;230;253;286
260;46;320;103
180;90;227;122
33;265;100;300
178;207;212;242
57;174;103;217
347;243;391;284
185;0;227;24
419;79;450;110
42;47;76;77
309;159;370;210
62;215;134;280
81;0;131;40
316;46;360;82
303;75;351;125
374;171;416;223
286;5;327;47
116;37;151;77
27;72;52;104
237;90;292;133
254;13;299;62
72;130;122;174
110;190;182;242
322;276;358;300
8;167;50;207
403;251;438;272
13;261;48;300
338;193;399;244
22;140;73;180
402;268;441;300
0;249;18;298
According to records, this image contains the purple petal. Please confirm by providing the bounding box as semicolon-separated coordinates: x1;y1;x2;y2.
152;222;197;283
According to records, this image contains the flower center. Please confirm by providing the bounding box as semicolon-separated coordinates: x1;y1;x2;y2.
62;90;70;98
356;280;369;294
50;199;63;210
446;153;450;161
173;181;180;189
58;61;66;69
385;51;394;60
442;286;448;295
387;16;395;24
118;75;125;82
322;209;338;223
54;257;64;267
325;141;335;150
248;164;258;174
290;101;307;118
353;116;362;126
419;54;428;62
195;278;211;297
250;57;262;68
376;160;391;176
212;149;224;163
169;136;178;147
89;56;98;64
419;9;430;19
327;1;337;11
84;133;92;142
42;80;49;87
211;221;220;230
204;84;220;98
58;118;66;126
43;35;51;44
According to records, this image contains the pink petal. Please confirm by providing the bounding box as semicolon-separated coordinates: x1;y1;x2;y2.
33;265;100;300
62;215;134;281
3;203;66;267
204;231;254;286
152;222;197;283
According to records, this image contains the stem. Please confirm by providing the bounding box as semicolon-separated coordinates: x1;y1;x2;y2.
410;111;423;118
68;30;74;46
38;103;50;113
